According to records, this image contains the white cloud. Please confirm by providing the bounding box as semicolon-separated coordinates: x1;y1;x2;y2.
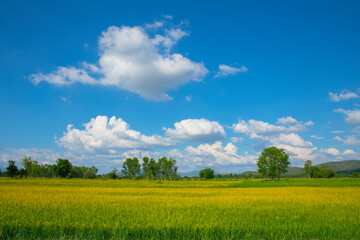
185;141;256;166
304;120;314;126
60;96;71;103
30;24;208;101
311;135;324;140
331;130;344;133
232;118;316;161
333;135;360;146
329;90;359;102
163;15;173;20
334;108;360;125
230;137;243;143
318;148;359;160
215;64;248;77
145;21;164;29
185;96;191;101
272;133;314;148
232;119;307;140
58;115;176;153
277;116;298;125
164;118;226;142
30;66;97;86
320;148;340;156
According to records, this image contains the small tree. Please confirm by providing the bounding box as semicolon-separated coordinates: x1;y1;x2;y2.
304;160;312;178
106;168;118;179
351;172;359;178
54;159;72;178
121;158;141;179
257;147;290;180
6;160;19;178
199;168;215;179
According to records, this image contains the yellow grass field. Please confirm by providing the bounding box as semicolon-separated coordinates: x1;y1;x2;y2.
0;178;359;239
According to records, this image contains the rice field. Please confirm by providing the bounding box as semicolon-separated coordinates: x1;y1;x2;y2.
0;178;359;239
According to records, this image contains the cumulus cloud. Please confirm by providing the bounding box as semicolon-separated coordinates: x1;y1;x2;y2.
30;67;97;86
334;108;360;125
232;118;316;161
272;133;314;148
277;116;298;125
329;90;359;102
214;64;248;77
319;148;358;159
30;23;208;101
232;119;308;139
185;141;256;166
164;118;226;142
58;115;176;153
333;135;360;146
0;148;62;167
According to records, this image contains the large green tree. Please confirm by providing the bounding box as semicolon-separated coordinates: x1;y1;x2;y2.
257;147;290;180
122;158;141;179
53;159;72;178
199;168;215;179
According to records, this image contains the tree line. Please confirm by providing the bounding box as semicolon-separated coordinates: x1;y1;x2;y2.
2;147;357;180
2;156;180;180
4;156;98;179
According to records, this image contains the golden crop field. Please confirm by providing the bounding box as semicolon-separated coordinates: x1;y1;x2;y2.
0;178;359;239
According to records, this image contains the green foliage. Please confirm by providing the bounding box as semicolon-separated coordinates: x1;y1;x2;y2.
157;157;179;180
351;172;359;178
6;160;18;178
105;168;118;179
71;166;98;179
199;168;215;179
311;166;335;178
257;147;290;180
53;159;72;178
122;158;141;179
21;156;54;178
304;160;312;178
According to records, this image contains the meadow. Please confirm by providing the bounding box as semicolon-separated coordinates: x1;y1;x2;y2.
0;178;359;239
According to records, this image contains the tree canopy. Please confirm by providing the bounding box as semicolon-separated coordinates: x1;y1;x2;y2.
199;168;215;179
257;147;290;180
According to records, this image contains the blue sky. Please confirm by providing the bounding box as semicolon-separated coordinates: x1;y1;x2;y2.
1;0;360;173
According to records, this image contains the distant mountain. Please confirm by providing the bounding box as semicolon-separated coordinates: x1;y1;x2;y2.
316;160;360;172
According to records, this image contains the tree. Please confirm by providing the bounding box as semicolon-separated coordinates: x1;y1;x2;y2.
142;157;151;180
157;157;178;180
311;166;335;178
351;172;359;178
83;166;98;179
122;158;141;179
6;160;19;178
149;158;160;180
53;159;72;178
106;168;118;179
304;160;312;178
199;168;215;179
257;147;290;180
